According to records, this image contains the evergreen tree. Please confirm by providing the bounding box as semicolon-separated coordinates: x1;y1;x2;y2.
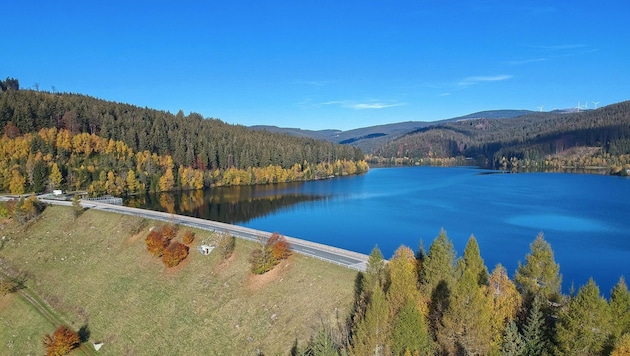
514;233;562;303
501;320;524;356
521;295;547;356
556;278;611;355
420;229;456;295
309;326;340;356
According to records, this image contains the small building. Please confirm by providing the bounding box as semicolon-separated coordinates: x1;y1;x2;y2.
197;245;214;255
53;189;63;196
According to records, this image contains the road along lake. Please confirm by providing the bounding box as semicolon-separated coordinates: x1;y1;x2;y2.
130;166;630;296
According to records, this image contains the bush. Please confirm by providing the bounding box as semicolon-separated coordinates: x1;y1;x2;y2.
162;242;189;267
217;231;236;260
43;325;80;356
160;224;178;241
182;230;195;245
145;230;168;257
249;232;291;275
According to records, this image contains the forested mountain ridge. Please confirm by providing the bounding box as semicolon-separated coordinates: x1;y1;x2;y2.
372;101;630;171
0;86;367;195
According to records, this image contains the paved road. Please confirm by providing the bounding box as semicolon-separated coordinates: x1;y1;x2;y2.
3;195;368;272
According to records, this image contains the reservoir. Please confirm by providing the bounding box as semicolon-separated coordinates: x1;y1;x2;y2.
130;166;630;296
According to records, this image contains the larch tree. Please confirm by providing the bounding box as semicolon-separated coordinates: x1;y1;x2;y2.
611;333;630;356
610;277;630;341
49;162;62;189
514;233;562;303
556;278;611;355
365;245;386;292
390;300;433;356
351;286;390;356
462;235;489;286
438;267;494;355
419;229;456;338
386;246;421;315
487;264;522;351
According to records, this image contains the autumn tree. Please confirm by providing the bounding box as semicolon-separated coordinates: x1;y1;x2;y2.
145;229;168;257
556;278;611;355
488;264;522;350
462;235;488;286
182;230;195;245
162;242;189;267
611;333;630;356
610;277;630;342
390;300;432;355
160;224;178;241
350;286;390;355
386;246;421;316
49;162;62;189
365;245;386;292
514;233;562;303
43;325;80;356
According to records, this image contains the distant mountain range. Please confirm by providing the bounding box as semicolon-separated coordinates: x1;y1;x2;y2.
251;109;534;153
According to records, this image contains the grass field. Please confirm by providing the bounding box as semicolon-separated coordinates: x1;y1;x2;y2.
0;205;357;355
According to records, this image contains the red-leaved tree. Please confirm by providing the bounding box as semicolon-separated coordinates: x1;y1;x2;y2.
43;325;80;356
162;242;189;267
145;230;168;257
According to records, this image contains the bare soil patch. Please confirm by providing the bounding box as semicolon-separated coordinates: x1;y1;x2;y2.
247;256;293;291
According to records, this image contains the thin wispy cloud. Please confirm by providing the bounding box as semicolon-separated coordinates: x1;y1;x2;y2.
458;75;513;87
316;100;405;110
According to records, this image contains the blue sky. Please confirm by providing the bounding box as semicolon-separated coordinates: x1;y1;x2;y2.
5;1;629;131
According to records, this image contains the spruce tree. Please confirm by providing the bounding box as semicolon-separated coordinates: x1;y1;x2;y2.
521;295;546;356
501;320;524;356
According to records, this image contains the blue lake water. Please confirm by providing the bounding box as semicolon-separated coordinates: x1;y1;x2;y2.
135;166;630;296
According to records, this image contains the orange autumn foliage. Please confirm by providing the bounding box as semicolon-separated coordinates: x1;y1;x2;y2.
162;242;189;267
43;325;80;356
145;230;168;257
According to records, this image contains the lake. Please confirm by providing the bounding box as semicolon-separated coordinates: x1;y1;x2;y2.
130;166;630;296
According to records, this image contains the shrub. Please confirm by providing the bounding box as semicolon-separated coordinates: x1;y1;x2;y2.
249;232;291;275
217;231;236;260
162;242;189;267
182;230;195;245
145;230;168;257
160;224;178;241
43;325;80;356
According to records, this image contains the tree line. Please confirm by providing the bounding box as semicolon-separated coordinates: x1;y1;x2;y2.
294;231;630;355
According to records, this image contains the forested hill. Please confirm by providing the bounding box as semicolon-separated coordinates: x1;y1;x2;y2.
372;100;630;171
0;89;363;171
0;87;367;195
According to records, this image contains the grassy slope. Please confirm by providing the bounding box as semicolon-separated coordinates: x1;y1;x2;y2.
0;206;356;355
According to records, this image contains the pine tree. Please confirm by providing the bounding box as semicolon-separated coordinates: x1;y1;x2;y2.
556;278;611;355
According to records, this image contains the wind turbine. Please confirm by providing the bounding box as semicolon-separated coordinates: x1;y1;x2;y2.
593;101;600;109
583;101;589;110
577;102;581;112
537;105;544;112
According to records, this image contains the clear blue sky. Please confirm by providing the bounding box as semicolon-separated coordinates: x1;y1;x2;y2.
5;1;629;131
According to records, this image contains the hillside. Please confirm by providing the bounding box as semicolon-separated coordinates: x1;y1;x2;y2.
0;206;356;355
373;101;630;170
251;110;532;153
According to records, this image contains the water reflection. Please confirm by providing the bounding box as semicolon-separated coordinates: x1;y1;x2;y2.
125;182;331;224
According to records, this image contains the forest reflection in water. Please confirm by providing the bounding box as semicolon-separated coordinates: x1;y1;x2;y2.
125;182;330;224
